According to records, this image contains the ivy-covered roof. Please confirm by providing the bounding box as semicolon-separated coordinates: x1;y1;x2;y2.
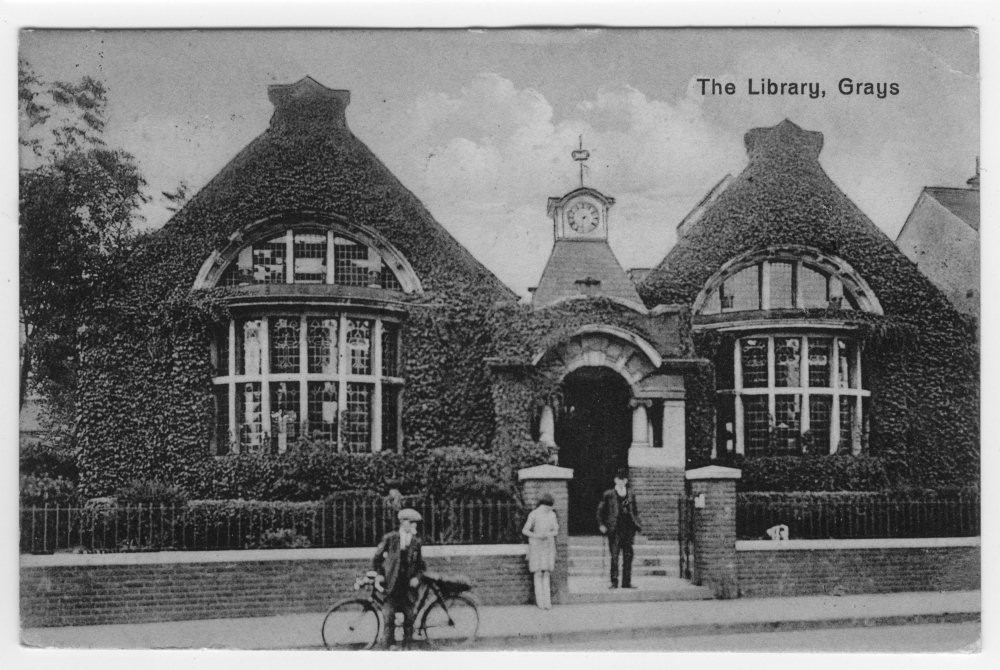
131;76;514;301
638;119;964;321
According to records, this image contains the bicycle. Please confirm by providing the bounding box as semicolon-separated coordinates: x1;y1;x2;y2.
321;570;480;650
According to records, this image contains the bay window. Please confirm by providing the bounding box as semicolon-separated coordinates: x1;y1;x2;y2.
716;334;869;456
211;312;403;455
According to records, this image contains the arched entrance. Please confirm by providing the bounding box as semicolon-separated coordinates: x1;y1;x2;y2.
555;367;632;535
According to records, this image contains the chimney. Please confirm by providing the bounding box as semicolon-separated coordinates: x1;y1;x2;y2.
267;76;350;133
744;119;824;163
966;157;980;190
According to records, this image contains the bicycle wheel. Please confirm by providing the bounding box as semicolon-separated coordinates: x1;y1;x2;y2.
321;598;381;650
420;594;480;648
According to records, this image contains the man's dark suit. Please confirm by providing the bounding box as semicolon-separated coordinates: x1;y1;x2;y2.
373;530;425;647
596;488;641;588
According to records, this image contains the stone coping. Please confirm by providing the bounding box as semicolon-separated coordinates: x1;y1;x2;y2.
736;537;980;551
20;543;526;568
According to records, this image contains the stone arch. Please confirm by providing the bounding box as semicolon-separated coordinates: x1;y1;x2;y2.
532;325;661;391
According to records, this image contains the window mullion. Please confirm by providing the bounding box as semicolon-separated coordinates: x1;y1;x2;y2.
338;313;348;453
228;320;237;454
261;317;271;452
372;319;383;453
793;261;802;308
766;336;775;437
733;338;744;455
830;336;841;454
800;336;810;437
326;230;335;285
298;314;308;442
760;262;771;310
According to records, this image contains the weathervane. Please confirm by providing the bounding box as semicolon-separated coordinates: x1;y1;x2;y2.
571;135;590;187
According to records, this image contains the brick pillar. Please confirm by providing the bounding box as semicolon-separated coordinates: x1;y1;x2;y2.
686;465;741;599
518;464;573;605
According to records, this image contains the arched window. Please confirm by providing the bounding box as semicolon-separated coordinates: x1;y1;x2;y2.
695;246;879;457
198;215;418;455
694;246;881;316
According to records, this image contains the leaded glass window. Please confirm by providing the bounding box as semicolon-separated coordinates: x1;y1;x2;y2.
343;383;372;453
718;334;869;457
215;227;407;291
269;317;300;373
253;234;287;284
347;319;372;375
307;317;338;374
293;232;327;283
211;313;401;455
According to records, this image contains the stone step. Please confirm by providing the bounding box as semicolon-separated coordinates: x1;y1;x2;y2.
568;547;676;558
566;575;713;604
569;568;674;578
569;557;673;568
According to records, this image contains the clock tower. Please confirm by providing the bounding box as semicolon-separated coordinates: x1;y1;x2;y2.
532;139;644;309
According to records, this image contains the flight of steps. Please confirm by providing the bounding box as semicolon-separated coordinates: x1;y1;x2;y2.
566;535;713;603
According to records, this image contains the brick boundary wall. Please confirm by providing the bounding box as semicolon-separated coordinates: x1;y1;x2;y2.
21;545;531;628
628;467;684;541
736;538;980;598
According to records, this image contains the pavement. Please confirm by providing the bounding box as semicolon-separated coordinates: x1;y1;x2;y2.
20;590;980;650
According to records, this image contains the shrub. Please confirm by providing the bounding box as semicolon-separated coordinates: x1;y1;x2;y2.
250;527;313;549
20;440;79;482
720;454;894;492
19;474;78;507
115;478;188;506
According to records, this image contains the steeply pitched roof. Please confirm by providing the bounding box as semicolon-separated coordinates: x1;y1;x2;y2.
131;76;514;300
924;187;979;231
638;119;962;325
532;239;644;309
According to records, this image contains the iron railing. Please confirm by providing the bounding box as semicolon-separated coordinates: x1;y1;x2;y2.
736;493;980;540
20;497;526;555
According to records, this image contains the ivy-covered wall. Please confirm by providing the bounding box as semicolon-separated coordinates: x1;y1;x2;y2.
483;297;698;467
76;80;518;498
639;120;979;489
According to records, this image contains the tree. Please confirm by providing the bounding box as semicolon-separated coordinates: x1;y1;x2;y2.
19;60;148;414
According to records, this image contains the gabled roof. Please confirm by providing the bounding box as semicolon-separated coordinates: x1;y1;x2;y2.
532;239;643;309
923;187;979;231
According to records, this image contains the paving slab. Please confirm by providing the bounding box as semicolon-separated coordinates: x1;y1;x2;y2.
20;590;980;650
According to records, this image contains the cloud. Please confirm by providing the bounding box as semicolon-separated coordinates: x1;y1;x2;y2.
370;72;744;296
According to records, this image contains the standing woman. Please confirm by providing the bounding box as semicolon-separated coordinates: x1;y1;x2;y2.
522;493;559;609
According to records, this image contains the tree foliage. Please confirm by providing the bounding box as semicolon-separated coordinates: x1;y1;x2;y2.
18;60;148;415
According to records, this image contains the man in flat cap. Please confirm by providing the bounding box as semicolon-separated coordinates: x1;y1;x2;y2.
597;468;641;589
373;507;426;649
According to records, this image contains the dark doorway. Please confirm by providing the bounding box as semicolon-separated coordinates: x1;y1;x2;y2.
554;367;632;535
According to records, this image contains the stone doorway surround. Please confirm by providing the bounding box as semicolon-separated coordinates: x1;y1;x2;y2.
533;325;688;540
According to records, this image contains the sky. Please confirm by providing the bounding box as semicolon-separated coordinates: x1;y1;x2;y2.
19;28;979;296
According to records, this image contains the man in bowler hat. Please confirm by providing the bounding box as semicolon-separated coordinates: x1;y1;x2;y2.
597;468;641;589
373;507;426;649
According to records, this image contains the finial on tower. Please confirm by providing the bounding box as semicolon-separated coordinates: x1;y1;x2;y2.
571;135;590;187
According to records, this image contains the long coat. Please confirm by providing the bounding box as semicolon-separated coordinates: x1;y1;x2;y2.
596;489;641;537
522;506;559;572
373;530;426;593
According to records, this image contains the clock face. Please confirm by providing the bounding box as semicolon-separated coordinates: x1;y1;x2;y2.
567;202;600;233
